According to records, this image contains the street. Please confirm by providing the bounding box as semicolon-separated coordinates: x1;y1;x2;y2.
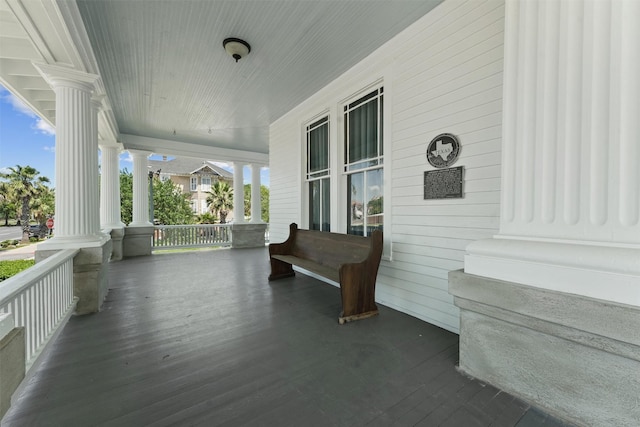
0;226;22;241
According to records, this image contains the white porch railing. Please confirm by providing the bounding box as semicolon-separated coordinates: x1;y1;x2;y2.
153;224;232;249
0;249;78;372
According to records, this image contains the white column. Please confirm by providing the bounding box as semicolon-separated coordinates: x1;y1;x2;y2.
100;143;125;229
465;0;640;306
233;162;245;223
250;164;262;223
129;150;152;226
33;63;106;245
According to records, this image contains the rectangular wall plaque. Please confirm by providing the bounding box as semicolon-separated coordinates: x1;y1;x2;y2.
424;166;464;200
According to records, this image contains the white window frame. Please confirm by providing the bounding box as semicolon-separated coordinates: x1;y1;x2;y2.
190;176;197;192
305;115;330;232
343;86;384;238
201;176;212;192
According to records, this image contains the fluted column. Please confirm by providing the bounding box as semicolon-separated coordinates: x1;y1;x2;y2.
250;164;262;223
99;143;124;228
233;162;245;223
464;0;640;306
129;150;152;226
33;63;106;245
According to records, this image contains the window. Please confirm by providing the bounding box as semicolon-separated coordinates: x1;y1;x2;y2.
160;173;170;182
344;87;383;236
201;199;207;214
201;176;211;192
190;200;197;213
190;176;197;191
306;116;330;231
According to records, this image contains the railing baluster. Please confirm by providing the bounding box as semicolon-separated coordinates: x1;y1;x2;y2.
0;249;79;373
150;224;234;250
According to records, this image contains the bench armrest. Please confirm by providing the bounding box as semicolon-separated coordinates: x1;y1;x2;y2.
338;230;383;318
268;223;298;256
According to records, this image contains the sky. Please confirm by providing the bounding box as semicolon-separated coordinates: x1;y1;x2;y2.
0;84;269;186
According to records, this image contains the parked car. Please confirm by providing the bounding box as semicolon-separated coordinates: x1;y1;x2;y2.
28;224;46;239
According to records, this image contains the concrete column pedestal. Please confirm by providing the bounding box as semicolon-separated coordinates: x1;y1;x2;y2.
36;239;112;315
0;314;24;419
449;269;640;427
231;223;267;248
123;226;154;257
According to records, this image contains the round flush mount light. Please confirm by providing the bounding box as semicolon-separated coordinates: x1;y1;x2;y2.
223;38;251;63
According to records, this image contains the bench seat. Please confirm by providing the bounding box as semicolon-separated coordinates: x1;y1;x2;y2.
268;223;383;324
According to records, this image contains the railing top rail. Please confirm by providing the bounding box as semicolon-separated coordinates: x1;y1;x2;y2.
0;248;79;303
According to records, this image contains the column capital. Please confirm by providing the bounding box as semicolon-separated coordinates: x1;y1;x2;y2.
33;62;99;92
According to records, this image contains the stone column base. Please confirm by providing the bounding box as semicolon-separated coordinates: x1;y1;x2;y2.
108;227;125;261
231;223;267;248
123;226;154;257
36;239;112;315
448;269;640;427
0;314;24;419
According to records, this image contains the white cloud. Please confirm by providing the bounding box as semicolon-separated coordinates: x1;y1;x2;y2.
2;88;56;135
43;145;55;153
120;152;133;163
0;167;10;175
34;118;55;135
2;90;36;117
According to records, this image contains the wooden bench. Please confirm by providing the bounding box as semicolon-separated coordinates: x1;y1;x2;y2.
268;223;383;324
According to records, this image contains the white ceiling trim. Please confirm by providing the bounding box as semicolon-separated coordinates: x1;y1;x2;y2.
120;134;268;166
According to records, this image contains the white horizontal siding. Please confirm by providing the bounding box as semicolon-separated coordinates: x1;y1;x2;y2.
269;0;504;333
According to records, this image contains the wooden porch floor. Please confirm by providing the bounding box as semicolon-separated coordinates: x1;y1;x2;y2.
3;248;572;426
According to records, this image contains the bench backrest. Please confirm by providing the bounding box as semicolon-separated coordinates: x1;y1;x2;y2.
291;229;377;270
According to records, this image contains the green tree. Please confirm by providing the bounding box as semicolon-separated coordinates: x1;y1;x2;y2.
119;169;133;225
206;181;233;224
152;178;194;225
119;170;194;225
0;182;17;226
243;184;270;222
0;166;50;242
31;185;55;224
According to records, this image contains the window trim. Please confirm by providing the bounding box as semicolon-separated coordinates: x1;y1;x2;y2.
190;176;197;192
342;86;384;238
305;113;331;232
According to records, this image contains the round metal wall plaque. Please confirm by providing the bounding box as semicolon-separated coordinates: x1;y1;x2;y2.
426;133;460;168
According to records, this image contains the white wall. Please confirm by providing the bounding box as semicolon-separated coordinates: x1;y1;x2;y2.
269;0;505;333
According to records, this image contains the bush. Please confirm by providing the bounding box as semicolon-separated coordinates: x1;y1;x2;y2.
0;259;35;282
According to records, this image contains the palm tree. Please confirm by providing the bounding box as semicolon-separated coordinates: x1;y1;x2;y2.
31;185;55;228
206;181;233;224
0;166;50;242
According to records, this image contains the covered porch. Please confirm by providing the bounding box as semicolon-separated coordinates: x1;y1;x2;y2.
3;247;567;426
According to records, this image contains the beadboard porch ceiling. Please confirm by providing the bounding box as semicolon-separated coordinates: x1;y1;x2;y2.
74;0;443;155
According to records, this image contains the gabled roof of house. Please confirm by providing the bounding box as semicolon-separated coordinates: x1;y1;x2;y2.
148;157;233;179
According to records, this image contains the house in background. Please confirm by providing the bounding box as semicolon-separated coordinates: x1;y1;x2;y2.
148;157;234;218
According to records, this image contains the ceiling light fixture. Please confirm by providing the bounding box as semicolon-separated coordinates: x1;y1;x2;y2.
223;38;251;63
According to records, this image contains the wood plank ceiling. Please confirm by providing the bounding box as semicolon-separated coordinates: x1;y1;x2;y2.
0;0;442;157
76;0;442;154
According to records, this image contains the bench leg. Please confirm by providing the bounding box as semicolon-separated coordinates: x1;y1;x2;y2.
268;258;295;281
338;310;379;324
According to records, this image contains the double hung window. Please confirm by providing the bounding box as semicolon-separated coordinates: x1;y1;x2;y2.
190;177;197;192
344;87;383;237
306;116;330;231
201;176;211;192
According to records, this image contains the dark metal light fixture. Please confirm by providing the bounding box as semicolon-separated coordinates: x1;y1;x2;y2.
223;38;251;62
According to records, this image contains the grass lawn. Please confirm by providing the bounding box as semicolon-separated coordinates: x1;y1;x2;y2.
0;259;35;281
